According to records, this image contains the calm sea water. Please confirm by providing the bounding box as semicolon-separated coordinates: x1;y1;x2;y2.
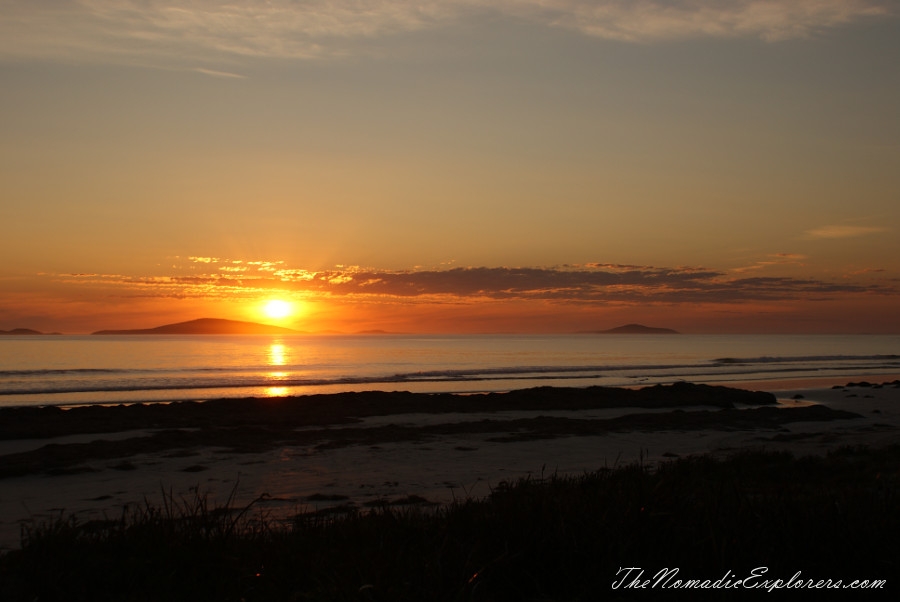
1;334;899;407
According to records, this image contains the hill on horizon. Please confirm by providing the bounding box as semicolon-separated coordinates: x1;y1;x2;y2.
92;318;301;336
580;323;680;335
0;328;53;335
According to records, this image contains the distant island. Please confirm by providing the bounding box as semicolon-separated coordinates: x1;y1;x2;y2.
0;328;59;335
92;318;301;335
580;323;680;335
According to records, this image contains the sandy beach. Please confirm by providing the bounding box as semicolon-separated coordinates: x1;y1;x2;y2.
2;378;898;552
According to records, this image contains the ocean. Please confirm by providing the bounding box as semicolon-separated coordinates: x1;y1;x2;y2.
1;334;899;408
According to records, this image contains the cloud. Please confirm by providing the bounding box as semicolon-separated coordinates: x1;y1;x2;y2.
731;253;807;273
50;260;894;305
194;67;245;79
805;225;889;239
512;0;893;42
0;0;451;64
0;1;893;65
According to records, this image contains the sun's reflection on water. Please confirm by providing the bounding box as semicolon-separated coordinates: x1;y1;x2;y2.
269;343;287;366
266;342;290;397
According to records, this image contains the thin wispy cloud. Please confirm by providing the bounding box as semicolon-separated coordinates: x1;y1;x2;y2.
805;225;889;239
193;67;245;79
0;1;892;65
731;253;807;273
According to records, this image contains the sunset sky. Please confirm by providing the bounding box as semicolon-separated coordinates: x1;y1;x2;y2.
2;1;898;334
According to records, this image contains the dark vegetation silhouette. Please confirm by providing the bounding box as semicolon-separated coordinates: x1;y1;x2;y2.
1;446;896;601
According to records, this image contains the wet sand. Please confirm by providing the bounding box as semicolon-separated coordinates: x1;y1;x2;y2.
1;380;898;551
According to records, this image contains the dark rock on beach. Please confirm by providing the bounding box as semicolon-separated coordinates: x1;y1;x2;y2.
0;382;775;441
0;384;858;480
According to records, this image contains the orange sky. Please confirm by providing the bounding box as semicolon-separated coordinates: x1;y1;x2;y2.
4;258;897;334
1;1;898;334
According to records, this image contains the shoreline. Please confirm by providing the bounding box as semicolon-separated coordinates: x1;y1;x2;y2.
1;380;898;552
707;372;900;392
5;370;900;411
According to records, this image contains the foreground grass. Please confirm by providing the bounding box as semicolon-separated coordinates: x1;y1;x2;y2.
2;446;898;601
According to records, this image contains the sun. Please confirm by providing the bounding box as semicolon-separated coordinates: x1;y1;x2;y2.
262;299;293;320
